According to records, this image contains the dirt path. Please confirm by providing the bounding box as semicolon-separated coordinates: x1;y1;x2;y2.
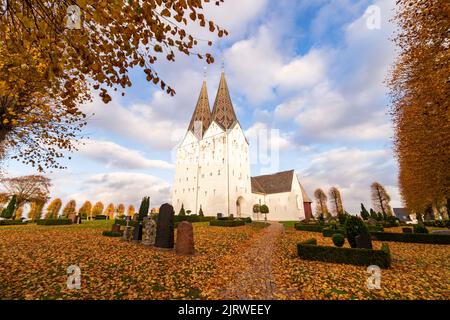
216;221;284;300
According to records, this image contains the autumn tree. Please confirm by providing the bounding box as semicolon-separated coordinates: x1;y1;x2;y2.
371;182;393;216
116;203;125;218
78;201;92;219
314;189;330;219
62;200;77;218
0;1;227;171
45;198;62;219
328;187;344;216
14;205;24;220
91;201;104;218
29;201;46;220
388;0;450;214
105;203;115;220
0;175;51;208
127;204;135;217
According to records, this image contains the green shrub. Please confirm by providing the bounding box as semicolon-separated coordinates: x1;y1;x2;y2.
175;215;214;223
95;215;108;220
37;219;72;225
322;227;345;237
209;219;245;227
294;224;324;232
367;225;384;233
1;195;17;219
297;243;391;268
344;215;369;248
300;238;317;245
371;232;450;244
241;217;252;224
0;220;27;226
332;233;345;247
114;219;136;227
413;224;429;234
102;230;123;237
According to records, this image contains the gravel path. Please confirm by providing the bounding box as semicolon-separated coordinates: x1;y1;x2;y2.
216;221;284;300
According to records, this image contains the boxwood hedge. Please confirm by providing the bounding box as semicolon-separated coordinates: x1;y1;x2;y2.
209;219;246;227
294;224;324;232
0;220;28;226
371;232;450;244
102;230;123;237
297;241;391;268
37;219;72;225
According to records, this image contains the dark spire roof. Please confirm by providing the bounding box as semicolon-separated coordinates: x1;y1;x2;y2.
211;71;238;130
188;80;211;138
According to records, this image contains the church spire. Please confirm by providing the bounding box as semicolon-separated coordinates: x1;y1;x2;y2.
188;79;211;138
211;71;237;130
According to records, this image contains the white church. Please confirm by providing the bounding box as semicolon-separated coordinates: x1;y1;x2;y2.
171;71;312;221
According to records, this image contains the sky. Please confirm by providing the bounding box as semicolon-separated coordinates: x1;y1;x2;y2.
4;0;402;215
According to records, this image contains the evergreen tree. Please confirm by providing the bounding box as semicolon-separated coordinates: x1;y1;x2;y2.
1;195;16;219
369;208;378;220
360;203;370;220
137;197;150;221
179;203;186;216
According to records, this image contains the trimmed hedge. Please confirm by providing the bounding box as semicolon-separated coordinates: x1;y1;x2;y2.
301;238;317;245
94;215;108;220
294;223;324;232
371;231;450;244
297;242;391;268
102;230;123;237
209;219;246;227
175;215;215;223
114;219;136;227
37;219;72;225
0;220;28;226
241;217;253;224
424;220;450;229
322;227;345;237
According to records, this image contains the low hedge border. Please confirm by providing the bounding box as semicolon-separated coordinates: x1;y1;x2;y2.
371;231;450;244
0;220;28;226
209;219;246;227
114;219;136;227
297;240;391;268
175;215;215;223
94;215;108;220
102;230;123;237
294;223;324;232
322;227;345;237
36;219;72;226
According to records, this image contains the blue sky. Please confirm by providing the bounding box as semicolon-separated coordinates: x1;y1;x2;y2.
4;0;401;214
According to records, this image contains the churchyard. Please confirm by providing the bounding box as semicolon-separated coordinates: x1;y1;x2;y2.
0;209;449;300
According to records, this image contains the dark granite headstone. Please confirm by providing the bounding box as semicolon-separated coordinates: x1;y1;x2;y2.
402;227;413;233
155;203;175;249
355;233;372;249
217;213;223;219
133;221;143;241
229;214;234;220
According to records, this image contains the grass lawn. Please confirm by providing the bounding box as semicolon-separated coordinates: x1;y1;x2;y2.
279;221;299;228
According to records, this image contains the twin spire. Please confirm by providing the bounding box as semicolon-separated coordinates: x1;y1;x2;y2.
188;71;237;138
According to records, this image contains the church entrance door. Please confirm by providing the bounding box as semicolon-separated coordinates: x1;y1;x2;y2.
236;196;245;218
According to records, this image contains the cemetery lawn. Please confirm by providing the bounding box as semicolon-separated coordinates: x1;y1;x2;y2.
272;226;450;300
0;221;266;300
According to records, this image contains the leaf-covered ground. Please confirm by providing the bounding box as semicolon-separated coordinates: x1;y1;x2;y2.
0;222;448;300
271;227;450;300
0;221;265;300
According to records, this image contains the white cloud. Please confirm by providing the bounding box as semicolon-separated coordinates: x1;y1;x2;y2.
77;139;174;170
299;147;401;214
71;172;171;208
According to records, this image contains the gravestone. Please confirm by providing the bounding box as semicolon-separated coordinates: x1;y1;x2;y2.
68;213;77;224
217;213;223;219
142;217;157;246
123;226;134;241
355;233;373;249
112;223;121;233
133;221;143;241
402;227;413;233
175;221;195;255
229;214;234;220
155;203;175;249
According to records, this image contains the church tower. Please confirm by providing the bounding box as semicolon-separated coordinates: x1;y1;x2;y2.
172;71;252;217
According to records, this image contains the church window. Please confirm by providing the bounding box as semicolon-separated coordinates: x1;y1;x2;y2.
183;189;185;193
205;191;207;196
236;186;238;192
218;170;220;175
202;174;205;178
214;189;216;195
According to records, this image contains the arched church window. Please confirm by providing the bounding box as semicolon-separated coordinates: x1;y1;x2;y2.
218;170;220;175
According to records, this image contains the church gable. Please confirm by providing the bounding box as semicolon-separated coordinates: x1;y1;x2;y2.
202;120;225;139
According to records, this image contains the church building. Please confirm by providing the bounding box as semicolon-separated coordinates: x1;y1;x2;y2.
171;71;312;221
